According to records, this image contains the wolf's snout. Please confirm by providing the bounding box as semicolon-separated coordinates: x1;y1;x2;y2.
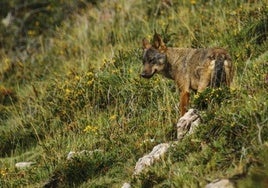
140;71;153;79
140;72;146;77
140;72;148;78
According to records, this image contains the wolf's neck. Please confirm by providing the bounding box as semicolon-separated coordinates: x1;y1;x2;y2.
162;48;194;80
161;58;174;79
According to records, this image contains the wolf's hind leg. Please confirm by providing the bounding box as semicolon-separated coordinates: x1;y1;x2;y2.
197;60;215;92
224;60;232;87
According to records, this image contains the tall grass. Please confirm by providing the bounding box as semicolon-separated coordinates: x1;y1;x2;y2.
0;0;267;187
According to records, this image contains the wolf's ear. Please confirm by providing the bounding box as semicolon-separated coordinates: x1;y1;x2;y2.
142;38;151;49
152;32;166;51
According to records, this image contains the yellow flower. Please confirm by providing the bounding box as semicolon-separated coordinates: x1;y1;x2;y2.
194;94;199;100
86;72;93;77
0;169;7;177
83;125;98;133
65;88;71;95
112;69;119;74
27;30;36;36
109;114;117;121
230;87;236;93
87;79;94;86
102;58;108;65
190;0;196;5
4;57;10;64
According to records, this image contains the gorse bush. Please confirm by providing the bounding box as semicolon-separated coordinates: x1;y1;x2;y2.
192;87;233;110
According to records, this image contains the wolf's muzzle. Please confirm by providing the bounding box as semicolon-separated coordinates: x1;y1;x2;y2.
140;72;154;79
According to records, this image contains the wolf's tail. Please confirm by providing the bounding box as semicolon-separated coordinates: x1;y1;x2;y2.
211;54;231;88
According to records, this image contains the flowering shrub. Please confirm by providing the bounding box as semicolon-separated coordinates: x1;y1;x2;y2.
193;87;233;110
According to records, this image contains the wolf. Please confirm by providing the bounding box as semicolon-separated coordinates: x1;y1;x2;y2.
141;32;234;116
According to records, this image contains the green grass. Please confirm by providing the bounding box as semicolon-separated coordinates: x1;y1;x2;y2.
0;0;268;187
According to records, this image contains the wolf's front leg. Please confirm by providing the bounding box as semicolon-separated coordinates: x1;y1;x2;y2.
180;91;190;116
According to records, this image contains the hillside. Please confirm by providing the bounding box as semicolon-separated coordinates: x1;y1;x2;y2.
0;0;268;187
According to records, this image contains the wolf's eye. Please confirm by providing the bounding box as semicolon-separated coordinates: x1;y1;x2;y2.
149;57;156;63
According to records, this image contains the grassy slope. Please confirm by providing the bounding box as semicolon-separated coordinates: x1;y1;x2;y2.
0;0;267;187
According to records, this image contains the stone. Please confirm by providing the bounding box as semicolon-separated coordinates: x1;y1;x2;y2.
205;179;235;188
121;182;131;188
15;162;35;169
134;143;170;175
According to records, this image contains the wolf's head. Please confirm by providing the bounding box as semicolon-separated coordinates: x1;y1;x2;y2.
141;33;167;79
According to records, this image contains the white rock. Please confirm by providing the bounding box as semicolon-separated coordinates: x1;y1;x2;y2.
205;179;235;188
177;109;201;140
67;151;76;160
134;143;170;175
15;162;35;169
67;149;103;160
121;182;131;188
2;12;13;27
